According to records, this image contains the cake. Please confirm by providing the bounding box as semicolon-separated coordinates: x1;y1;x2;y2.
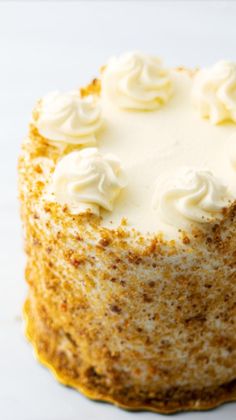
18;52;236;413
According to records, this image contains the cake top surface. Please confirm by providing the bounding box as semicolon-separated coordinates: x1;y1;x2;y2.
33;52;236;240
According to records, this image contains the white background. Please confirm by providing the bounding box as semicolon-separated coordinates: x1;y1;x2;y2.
0;1;236;419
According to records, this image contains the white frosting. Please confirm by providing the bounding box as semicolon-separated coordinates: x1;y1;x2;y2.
36;91;102;145
229;133;236;171
41;58;236;238
192;61;236;124
97;68;236;238
101;52;172;110
51;148;126;215
152;167;229;227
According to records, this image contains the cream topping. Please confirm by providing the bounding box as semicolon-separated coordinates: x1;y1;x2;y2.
97;68;236;238
101;51;172;110
51;148;126;216
192;61;236;124
42;58;236;239
36;91;102;145
229;133;236;171
152;167;230;227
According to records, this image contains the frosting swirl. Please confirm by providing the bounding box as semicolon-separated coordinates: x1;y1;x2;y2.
35;91;102;145
192;61;236;124
153;168;228;227
51;148;126;215
102;52;172;110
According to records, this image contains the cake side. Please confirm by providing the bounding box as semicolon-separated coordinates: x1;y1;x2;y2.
18;129;236;413
23;298;236;413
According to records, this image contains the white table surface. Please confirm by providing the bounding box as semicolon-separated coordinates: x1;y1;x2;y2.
0;1;236;419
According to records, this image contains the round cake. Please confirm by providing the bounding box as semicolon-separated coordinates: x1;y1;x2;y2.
19;52;236;413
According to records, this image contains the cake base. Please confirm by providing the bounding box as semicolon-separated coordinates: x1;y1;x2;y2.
23;298;236;414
